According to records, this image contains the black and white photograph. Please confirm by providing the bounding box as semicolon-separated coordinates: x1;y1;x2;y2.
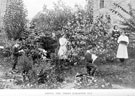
0;0;135;95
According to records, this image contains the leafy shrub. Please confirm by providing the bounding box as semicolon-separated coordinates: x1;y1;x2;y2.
31;0;118;65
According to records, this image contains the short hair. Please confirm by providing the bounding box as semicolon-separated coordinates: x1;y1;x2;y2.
113;25;118;29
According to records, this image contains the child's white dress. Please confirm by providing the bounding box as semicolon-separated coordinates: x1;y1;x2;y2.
58;37;68;59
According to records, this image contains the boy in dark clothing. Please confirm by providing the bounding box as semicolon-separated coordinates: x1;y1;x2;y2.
12;43;22;70
84;50;98;76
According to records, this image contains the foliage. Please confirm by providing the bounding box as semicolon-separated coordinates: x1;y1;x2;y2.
3;0;28;40
13;32;58;84
32;0;72;36
31;0;117;63
64;9;115;62
110;3;135;30
85;0;94;24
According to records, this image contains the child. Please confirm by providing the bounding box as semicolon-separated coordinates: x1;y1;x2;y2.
84;50;98;76
12;43;22;71
58;34;69;60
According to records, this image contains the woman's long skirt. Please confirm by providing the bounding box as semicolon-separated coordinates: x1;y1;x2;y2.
116;43;128;59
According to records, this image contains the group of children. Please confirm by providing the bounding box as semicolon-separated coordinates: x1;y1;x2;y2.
11;25;129;77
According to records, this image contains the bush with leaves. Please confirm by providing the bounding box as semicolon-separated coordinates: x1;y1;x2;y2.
11;31;59;85
31;0;118;64
63;9;116;63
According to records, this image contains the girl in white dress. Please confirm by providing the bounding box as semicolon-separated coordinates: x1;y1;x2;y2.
116;31;129;62
58;34;69;59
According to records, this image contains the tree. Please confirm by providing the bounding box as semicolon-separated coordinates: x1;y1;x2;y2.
85;0;94;24
4;0;28;40
110;3;135;47
31;0;73;37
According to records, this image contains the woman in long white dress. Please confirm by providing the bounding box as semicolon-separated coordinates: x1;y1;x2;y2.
58;34;69;59
116;31;129;62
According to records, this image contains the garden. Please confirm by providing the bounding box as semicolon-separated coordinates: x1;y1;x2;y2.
0;0;135;89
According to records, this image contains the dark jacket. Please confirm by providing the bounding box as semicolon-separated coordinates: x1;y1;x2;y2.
112;30;120;39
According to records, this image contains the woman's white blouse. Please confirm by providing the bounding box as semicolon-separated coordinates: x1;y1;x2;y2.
117;35;129;44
